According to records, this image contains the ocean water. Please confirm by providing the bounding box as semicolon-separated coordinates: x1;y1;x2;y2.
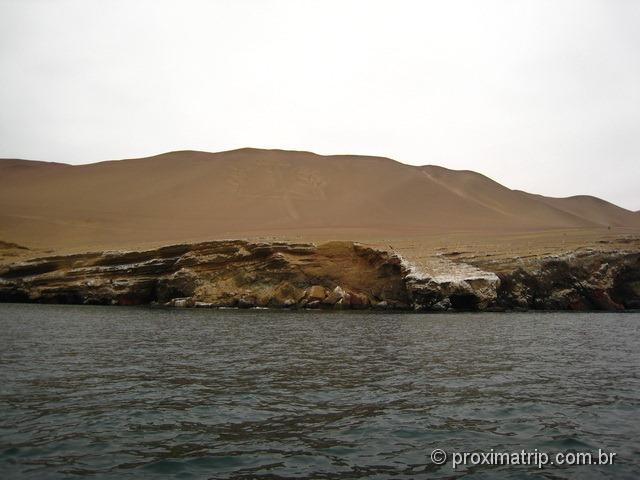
0;304;638;479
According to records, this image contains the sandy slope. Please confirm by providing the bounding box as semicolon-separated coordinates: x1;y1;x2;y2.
517;191;639;228
1;148;638;254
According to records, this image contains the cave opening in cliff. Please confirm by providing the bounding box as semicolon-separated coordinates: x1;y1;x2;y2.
449;294;479;311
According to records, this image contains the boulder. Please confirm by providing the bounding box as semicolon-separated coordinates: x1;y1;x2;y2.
323;286;346;305
374;300;389;309
306;285;326;302
271;282;302;307
348;291;370;308
172;297;195;308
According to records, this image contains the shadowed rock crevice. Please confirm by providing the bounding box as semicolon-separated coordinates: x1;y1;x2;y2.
449;294;479;311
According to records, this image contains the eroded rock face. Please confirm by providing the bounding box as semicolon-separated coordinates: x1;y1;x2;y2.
403;249;640;312
400;254;501;311
0;241;410;309
405;275;501;311
494;251;640;311
0;241;638;311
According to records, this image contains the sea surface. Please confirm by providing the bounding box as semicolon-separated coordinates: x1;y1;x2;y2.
0;304;638;479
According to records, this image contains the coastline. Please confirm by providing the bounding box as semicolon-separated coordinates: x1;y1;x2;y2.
1;239;638;312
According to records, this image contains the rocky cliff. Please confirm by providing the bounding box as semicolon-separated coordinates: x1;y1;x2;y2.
0;241;410;309
0;240;638;311
493;251;640;311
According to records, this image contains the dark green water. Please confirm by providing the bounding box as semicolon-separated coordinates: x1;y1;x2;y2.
0;304;638;479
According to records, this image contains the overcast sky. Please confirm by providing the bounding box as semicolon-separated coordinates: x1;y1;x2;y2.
1;0;639;210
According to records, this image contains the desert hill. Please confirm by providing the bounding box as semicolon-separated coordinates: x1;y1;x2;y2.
514;191;637;228
1;148;638;252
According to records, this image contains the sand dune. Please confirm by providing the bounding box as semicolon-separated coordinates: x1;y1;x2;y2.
1;148;638;252
517;192;638;228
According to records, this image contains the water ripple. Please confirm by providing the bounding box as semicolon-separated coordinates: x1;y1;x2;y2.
0;304;639;479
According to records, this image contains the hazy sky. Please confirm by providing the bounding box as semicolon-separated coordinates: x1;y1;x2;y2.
1;0;639;210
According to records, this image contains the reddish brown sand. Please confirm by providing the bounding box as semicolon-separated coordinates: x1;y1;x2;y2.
1;148;638;265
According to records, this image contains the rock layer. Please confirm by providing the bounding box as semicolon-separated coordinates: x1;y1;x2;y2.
0;240;638;311
0;241;409;309
493;251;640;311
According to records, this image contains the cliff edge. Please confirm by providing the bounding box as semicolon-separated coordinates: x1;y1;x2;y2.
1;240;638;311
